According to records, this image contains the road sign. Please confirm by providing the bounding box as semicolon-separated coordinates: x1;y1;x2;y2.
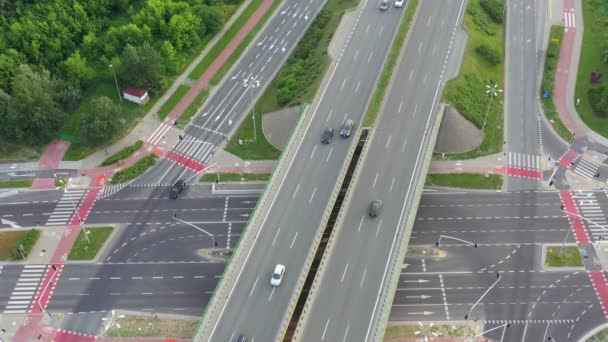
543;90;549;99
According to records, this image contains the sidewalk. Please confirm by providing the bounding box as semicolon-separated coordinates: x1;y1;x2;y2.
429;153;504;175
20;0;273;188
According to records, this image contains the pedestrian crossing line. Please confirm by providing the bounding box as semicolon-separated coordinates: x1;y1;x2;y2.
45;190;87;226
570;190;608;242
574;158;600;181
1;265;47;314
506;152;542;180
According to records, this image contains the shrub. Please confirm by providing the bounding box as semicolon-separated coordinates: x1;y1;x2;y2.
479;0;504;23
467;1;497;36
589;86;608;116
110;154;158;184
475;44;501;65
101;140;144;166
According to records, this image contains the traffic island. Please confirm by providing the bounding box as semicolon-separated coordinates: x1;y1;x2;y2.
102;311;198;338
67;226;114;261
543;244;584;269
0;229;40;260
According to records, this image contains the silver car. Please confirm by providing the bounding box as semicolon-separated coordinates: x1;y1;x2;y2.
379;0;389;10
340;119;354;138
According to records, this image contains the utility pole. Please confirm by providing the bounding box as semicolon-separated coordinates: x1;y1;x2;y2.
109;64;123;105
481;82;502;137
243;76;260;143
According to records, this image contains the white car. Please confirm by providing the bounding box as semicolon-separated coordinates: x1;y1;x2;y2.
270;264;285;287
394;0;404;7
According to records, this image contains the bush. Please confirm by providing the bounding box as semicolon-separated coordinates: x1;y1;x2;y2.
468;1;497;36
10;229;40;260
101;140;144;166
479;0;504;23
445;74;488;127
110;154;158;184
475;44;501;65
589;86;608;116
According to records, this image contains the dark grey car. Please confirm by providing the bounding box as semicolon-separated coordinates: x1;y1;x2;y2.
369;200;382;217
321;127;334;144
170;180;186;199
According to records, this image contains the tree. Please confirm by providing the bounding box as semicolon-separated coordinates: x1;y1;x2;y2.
81;96;121;144
160;40;179;74
167;11;204;50
0;49;26;93
1;65;67;145
194;5;225;34
118;42;165;92
60;50;94;90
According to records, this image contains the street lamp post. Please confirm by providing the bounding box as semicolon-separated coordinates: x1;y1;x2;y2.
109;64;123;105
481;82;502;137
172;215;216;248
465;273;501;320
243;76;260;143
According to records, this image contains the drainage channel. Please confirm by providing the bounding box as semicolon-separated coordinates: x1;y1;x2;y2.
283;128;369;341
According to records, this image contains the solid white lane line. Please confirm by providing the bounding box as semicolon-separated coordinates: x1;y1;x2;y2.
354;49;359;61
322;318;331;340
293;184;300;199
427;15;432;26
268;287;275;301
360;268;367;288
342;325;350;342
326;109;333;122
378;26;384;36
358;216;364;232
376;219;382;237
272;227;281;246
341;264;349;283
409;69;414;80
372;173;379;188
355;81;361;93
432;44;437;56
341;79;347;90
326;147;333;162
413;104;418;117
418;42;423;53
390;178;395;192
368;52;373;63
310;145;318;159
290;232;299;248
386;135;392;149
401;138;407;152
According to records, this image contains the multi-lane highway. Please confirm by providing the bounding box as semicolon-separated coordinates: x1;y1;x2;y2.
199;0;407;338
294;0;467;340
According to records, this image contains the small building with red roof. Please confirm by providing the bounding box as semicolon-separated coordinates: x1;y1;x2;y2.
123;86;150;105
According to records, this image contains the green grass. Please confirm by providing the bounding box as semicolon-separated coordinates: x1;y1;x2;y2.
541;26;573;142
177;90;209;129
61;80;158;161
587;328;608;342
384;324;476;339
425;173;503;189
0;231;30;260
55;178;68;188
574;0;608;138
0;139;40;162
545;246;583;267
0;180;33;188
9;229;40;260
441;0;505;159
190;0;274;80
363;0;419;126
226;0;360;160
106;315;197;338
101;140;144;166
68;226;114;260
157;84;191;120
200;173;271;182
110;154;158;184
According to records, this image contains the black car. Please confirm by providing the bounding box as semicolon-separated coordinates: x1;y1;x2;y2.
368;200;382;218
170;180;186;199
321;127;334;144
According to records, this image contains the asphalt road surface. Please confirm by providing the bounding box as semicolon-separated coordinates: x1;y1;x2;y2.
504;0;548;191
203;0;405;339
294;0;467;340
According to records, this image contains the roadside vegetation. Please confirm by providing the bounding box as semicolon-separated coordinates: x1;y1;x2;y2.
545;246;583;267
55;178;68;188
105;314;197;338
541;26;573;142
441;0;505;159
363;0;419;126
200;172;271;182
101;140;144;166
110;154;158;184
226;0;361;160
574;0;608;138
158;84;191;120
4;229;41;260
384;323;476;339
587;328;608;342
0;0;246;161
68;226;114;260
0;180;33;188
425;173;502;189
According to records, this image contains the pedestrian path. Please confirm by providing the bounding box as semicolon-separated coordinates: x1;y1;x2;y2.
559;190;591;244
46;190;86;226
574;158;600;181
506;152;542;180
2;265;47;314
558;149;580;168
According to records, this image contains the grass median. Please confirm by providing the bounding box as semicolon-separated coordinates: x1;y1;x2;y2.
110;154;158;184
574;0;608;138
68;226;114;260
541;26;573;142
200;173;271;182
0;180;33;188
0;229;40;260
545;246;583;267
363;0;419;127
384;323;476;339
157;85;191;121
101;140;144;166
441;0;505;159
177;90;210;129
425;173;502;189
106;314;197;338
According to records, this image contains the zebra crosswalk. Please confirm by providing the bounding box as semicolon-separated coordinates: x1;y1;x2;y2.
99;182;131;199
573;190;608;241
507;152;540;170
46;189;86;226
573;158;600;181
173;138;216;163
2;265;47;314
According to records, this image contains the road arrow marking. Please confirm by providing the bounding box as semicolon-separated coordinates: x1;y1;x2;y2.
406;295;432;299
240;213;250;217
1;218;21;228
408;311;433;315
404;279;430;283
